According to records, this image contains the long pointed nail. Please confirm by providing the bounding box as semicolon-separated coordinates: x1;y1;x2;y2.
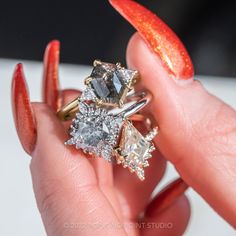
145;178;188;217
42;40;61;112
11;64;37;155
109;0;194;80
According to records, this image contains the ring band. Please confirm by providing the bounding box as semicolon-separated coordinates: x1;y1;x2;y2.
57;96;81;121
57;90;152;121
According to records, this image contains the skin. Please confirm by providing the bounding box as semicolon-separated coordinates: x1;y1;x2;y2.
126;34;236;227
26;34;236;236
11;1;236;235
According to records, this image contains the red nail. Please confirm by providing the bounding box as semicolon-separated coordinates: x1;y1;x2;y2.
109;0;194;80
145;178;188;217
11;64;37;155
42;40;61;112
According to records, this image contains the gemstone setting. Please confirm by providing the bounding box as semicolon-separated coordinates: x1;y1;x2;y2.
81;60;139;107
116;121;158;180
65;102;123;161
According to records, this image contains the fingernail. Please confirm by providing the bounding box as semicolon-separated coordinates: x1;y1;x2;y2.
42;40;61;112
145;178;188;217
109;0;194;80
11;64;37;155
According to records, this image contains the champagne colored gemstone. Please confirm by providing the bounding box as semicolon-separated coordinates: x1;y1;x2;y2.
120;121;150;163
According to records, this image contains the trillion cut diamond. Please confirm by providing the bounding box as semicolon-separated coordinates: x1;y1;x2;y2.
65;102;123;162
83;61;138;106
80;87;96;101
116;68;138;85
118;121;156;180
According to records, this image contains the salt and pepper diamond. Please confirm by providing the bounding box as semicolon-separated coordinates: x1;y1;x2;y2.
65;102;124;162
115;121;158;180
81;60;139;107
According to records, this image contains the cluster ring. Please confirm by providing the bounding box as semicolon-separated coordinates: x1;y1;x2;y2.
57;60;158;180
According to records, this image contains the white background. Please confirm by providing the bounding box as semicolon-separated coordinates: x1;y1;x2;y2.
0;59;235;235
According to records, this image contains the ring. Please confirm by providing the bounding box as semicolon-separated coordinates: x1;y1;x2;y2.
83;60;140;107
57;90;151;121
57;60;140;121
65;90;152;159
114;120;158;180
65;101;157;180
58;60;157;181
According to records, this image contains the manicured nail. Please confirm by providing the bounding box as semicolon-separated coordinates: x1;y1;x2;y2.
11;64;37;155
109;0;194;80
145;178;188;217
42;40;61;112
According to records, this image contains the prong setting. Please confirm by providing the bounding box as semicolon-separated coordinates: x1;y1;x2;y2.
84;76;93;85
80;61;139;107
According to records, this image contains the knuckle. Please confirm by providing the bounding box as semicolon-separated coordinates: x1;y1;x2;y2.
37;179;63;216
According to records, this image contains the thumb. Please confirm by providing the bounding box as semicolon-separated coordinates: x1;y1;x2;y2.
109;0;236;226
127;33;236;226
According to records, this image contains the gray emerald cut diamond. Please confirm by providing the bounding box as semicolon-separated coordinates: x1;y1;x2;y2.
65;102;124;162
81;60;139;107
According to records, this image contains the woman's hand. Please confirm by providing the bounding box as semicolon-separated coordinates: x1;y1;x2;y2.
12;0;236;235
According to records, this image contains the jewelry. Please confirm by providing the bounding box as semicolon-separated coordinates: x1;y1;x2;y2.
65;91;152;162
58;60;158;181
82;60;140;107
114;120;158;180
57;60;140;121
57;88;151;121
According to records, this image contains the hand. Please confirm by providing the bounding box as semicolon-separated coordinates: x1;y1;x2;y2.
12;0;236;235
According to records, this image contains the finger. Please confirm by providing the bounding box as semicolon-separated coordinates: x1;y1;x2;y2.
110;0;236;226
127;33;236;227
62;89;121;218
142;195;190;236
30;103;126;235
61;89;82;130
61;89;114;186
114;121;166;221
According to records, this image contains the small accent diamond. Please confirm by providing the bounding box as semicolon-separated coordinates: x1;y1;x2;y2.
80;87;96;101
116;68;139;86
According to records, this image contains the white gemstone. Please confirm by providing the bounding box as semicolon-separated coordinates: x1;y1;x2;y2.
116;68;138;85
66;102;123;161
145;127;159;141
79;102;89;114
100;144;113;162
81;87;96;101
